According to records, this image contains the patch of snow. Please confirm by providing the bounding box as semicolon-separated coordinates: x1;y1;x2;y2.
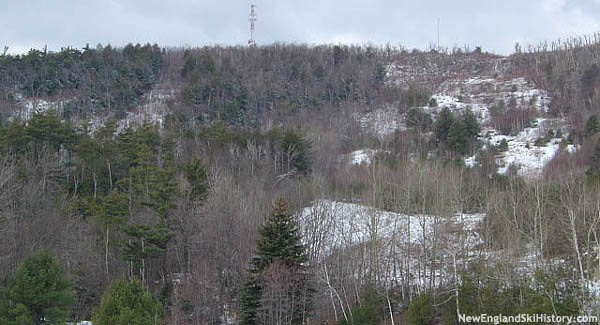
428;94;490;122
346;149;378;166
353;106;404;138
464;155;477;168
481;119;569;177
12;97;70;121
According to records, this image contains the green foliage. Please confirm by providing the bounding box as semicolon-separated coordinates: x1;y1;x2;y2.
447;119;469;155
144;163;178;221
407;294;435;325
434;108;481;155
0;120;29;154
183;156;209;202
251;199;308;272
92;189;128;228
176;45;405;122
181;50;216;79
399;86;432;108
240;199;311;325
239;276;261;324
26;111;75;150
462;109;480;139
2;252;74;324
405;107;433;132
339;288;385;325
522;267;581;315
585;114;599;138
4;44;162;114
429;97;438;107
440;265;584;324
435;107;454;143
118;123;160;167
587;138;600;178
122;223;172;271
374;64;386;84
92;278;162;325
582;63;600;103
0;111;75;155
280;130;312;175
498;138;509;152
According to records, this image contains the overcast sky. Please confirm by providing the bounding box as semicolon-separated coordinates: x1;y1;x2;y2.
2;0;600;55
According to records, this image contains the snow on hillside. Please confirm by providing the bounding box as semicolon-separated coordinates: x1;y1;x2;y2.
466;119;576;177
299;200;600;294
86;85;174;133
428;77;550;120
427;94;490;121
352;106;404;138
9;84;174;135
370;65;575;178
10;95;70;121
116;86;174;132
428;77;574;177
299;200;484;286
344;149;378;166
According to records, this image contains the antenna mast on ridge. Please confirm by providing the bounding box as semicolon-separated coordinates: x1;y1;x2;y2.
248;4;257;47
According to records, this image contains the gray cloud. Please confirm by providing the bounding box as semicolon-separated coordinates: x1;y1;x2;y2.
1;0;599;55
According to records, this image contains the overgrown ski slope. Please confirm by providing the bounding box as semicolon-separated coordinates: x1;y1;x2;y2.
1;38;600;323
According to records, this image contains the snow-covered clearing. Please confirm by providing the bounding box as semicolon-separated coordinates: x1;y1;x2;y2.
10;96;69;121
10;85;174;134
381;64;578;178
466;119;577;177
430;77;575;177
343;149;379;166
352;105;404;138
115;86;174;132
299;199;600;295
299;200;484;286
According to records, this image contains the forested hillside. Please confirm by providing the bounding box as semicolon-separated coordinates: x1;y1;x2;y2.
0;37;600;324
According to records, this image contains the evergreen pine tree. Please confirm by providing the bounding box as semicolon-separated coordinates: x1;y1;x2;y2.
435;107;454;143
585;114;599;138
239;276;261;324
281;130;312;175
5;252;74;324
462;109;481;139
405;107;433;132
447;120;469;155
240;198;311;324
92;189;128;279
183;156;209;202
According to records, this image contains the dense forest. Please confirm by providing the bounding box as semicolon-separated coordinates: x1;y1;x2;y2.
0;36;600;324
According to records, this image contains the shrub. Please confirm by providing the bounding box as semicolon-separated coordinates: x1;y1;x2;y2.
1;252;74;324
407;294;435;325
92;278;162;325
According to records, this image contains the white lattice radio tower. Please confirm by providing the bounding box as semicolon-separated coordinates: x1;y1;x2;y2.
248;4;257;46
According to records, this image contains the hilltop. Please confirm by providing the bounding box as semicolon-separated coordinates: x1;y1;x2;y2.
0;38;600;323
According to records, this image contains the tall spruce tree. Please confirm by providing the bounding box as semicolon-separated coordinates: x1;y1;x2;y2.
435;107;454;143
448;119;469;155
239;198;311;324
462;109;480;139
